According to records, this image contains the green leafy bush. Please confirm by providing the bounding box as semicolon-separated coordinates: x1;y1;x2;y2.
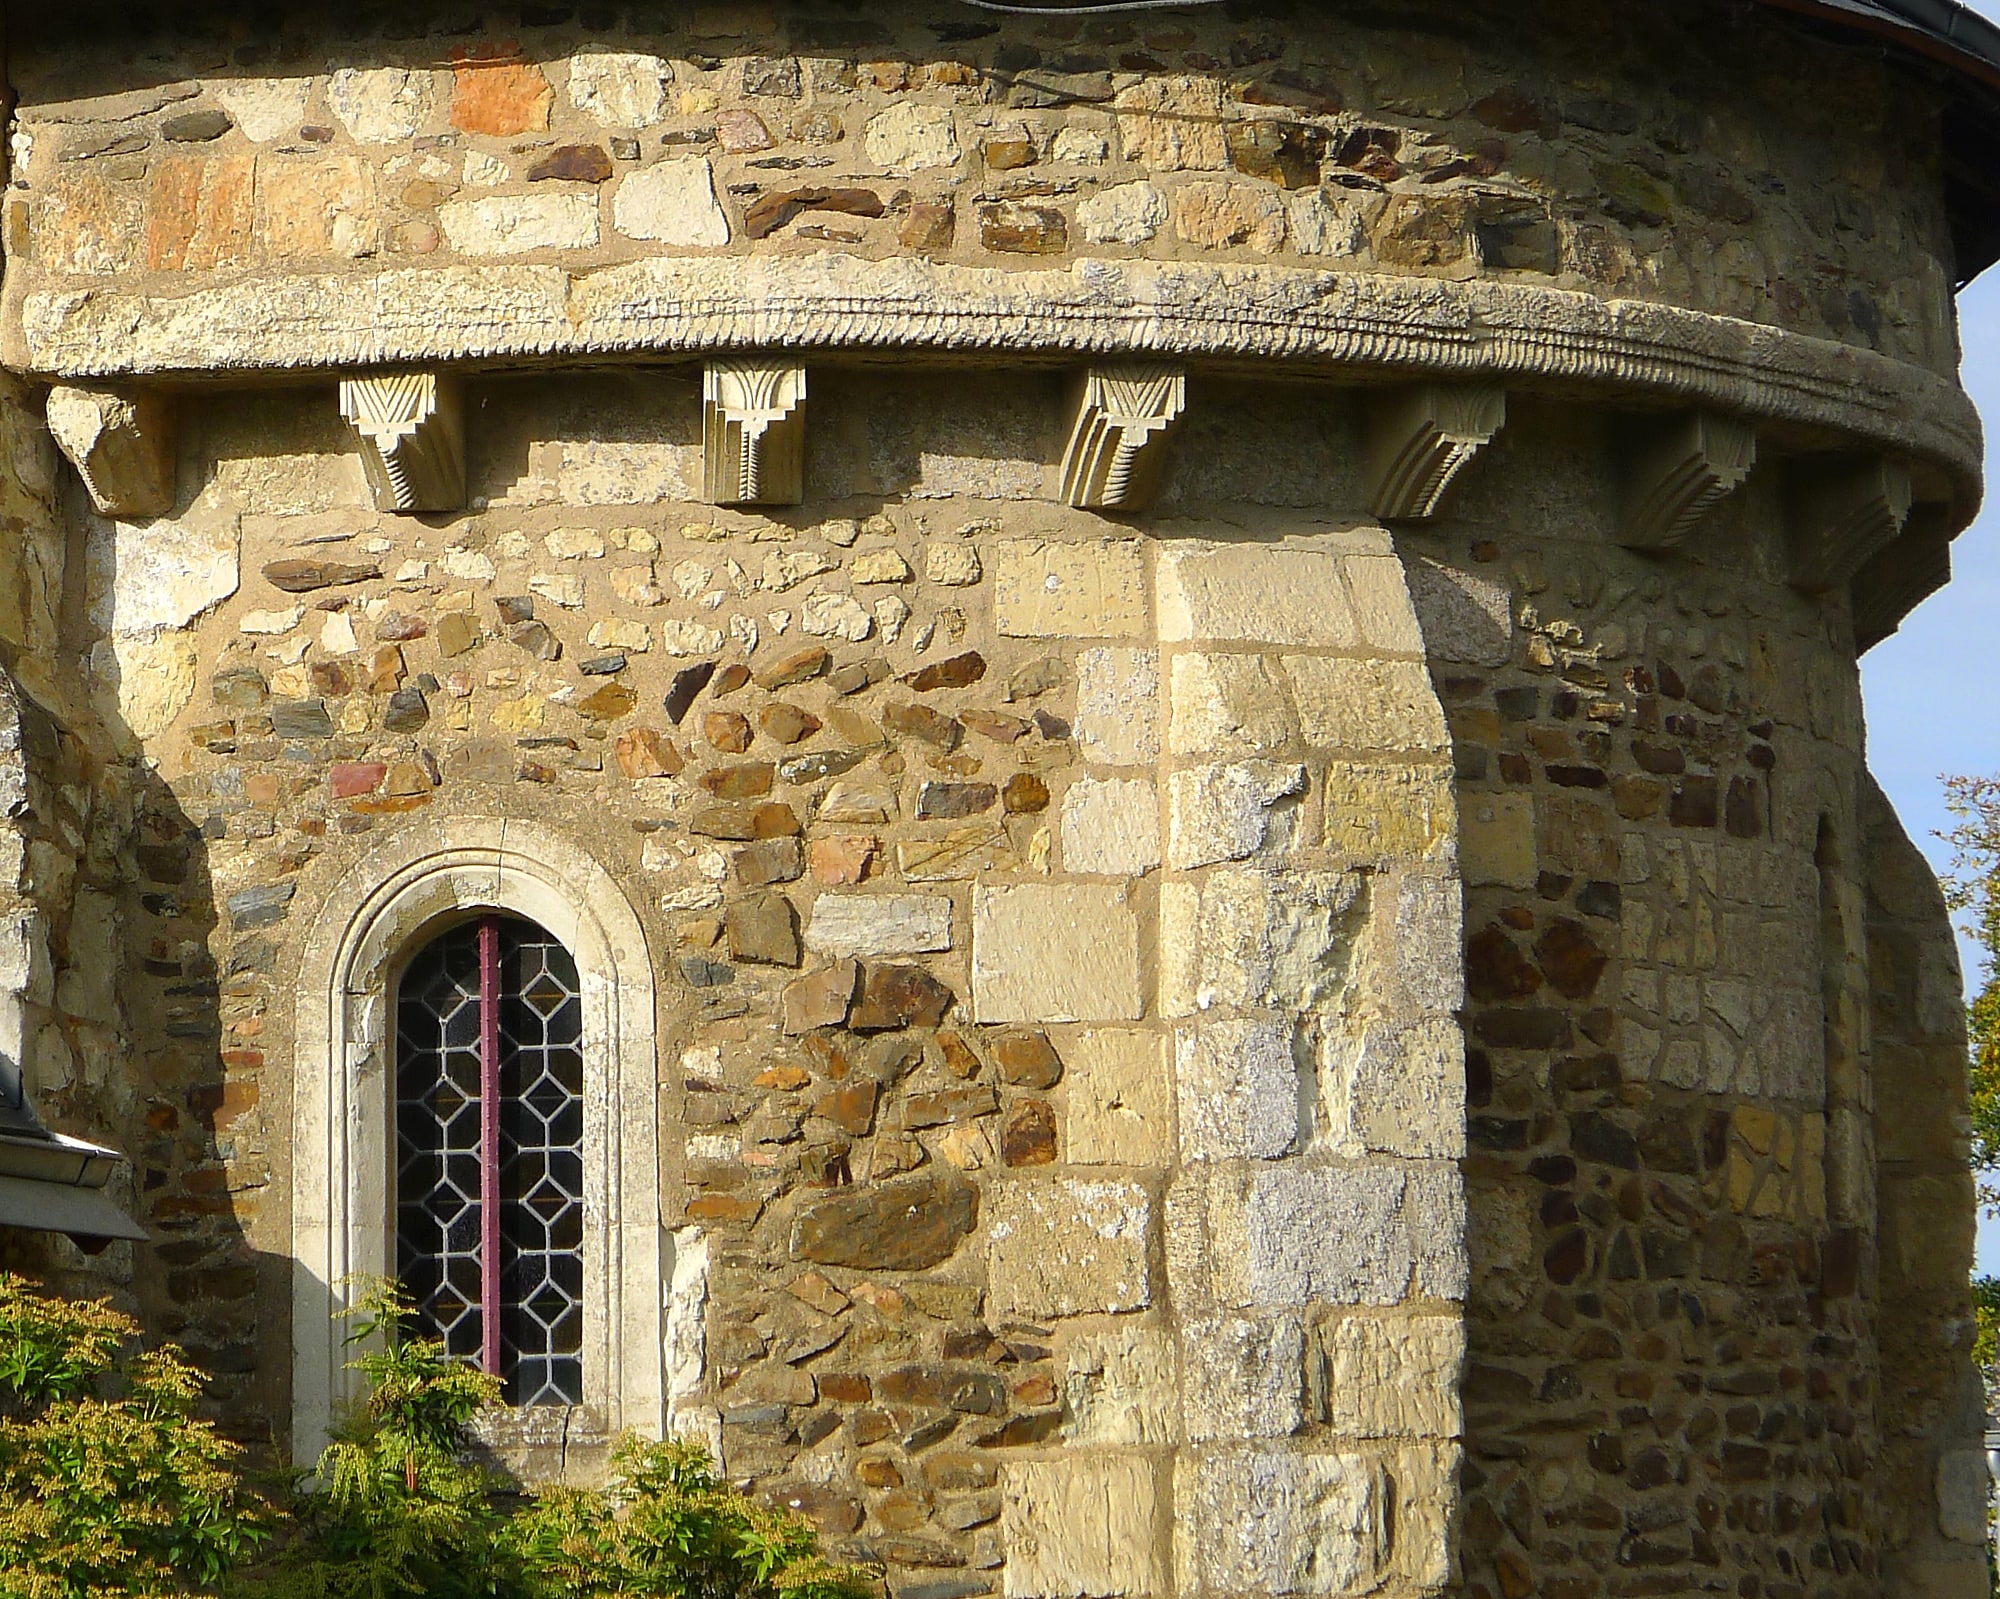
0;1273;873;1599
0;1273;269;1599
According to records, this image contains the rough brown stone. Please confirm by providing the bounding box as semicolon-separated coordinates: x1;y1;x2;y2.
665;660;716;722
784;958;859;1033
790;1173;978;1270
756;646;831;688
760;703;822;744
1001;1100;1057;1166
903;651;987;691
734;837;804;887
263;558;381;592
1001;773;1050;814
744;186;885;240
727;891;802;967
614;728;682;778
993;1031;1063;1089
690;801;801;840
884;703;962;750
701;762;775;799
528;144;614;183
705;711;754;752
578;682;638;722
850;963;955;1031
810;835;877;885
979;200;1067;253
814;1080;878;1135
1535;919;1608;1000
899;199;955;251
916;781;995;820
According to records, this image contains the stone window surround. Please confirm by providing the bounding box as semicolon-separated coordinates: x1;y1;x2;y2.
290;815;663;1465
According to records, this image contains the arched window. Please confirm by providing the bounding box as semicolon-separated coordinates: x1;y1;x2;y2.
291;819;671;1469
395;915;584;1405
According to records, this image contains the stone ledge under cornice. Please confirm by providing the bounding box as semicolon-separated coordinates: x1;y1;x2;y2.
10;252;1984;518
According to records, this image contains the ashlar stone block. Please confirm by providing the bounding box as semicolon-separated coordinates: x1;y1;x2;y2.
1160;867;1364;1017
1322;761;1452;869
1157;542;1356;646
1075;647;1160;766
994;539;1148;639
1307;1314;1464;1439
1209;1162;1414;1308
972;883;1143;1023
1002;1455;1164;1598
1166;760;1306;869
1061;776;1161;876
987;1176;1152;1320
803;893;952;956
1062;1324;1177;1445
1169;651;1294;756
1176;1449;1388;1597
1281;657;1446;752
1177;1019;1299;1160
1065;1030;1172;1167
1317;1018;1465;1160
1181;1315;1306;1441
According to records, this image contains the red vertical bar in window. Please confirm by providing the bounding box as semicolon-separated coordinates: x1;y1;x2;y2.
477;915;502;1380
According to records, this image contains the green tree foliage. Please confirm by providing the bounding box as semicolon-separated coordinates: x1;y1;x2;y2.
0;1274;872;1599
1945;775;2000;1210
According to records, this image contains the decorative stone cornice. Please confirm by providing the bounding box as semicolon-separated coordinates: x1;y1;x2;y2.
1788;456;1913;591
1058;363;1186;511
1621;410;1758;549
44;384;175;518
703;359;806;506
11;257;1979;513
337;372;466;514
1365;383;1506;521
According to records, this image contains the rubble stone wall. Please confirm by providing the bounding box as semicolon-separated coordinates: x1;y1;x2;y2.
0;4;1987;1599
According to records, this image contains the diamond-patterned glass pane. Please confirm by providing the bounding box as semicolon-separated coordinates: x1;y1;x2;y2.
394;915;585;1407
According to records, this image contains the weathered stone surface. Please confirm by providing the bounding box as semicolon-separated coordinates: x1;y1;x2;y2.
1062;1326;1177;1446
263;558;379;593
440;193;600;255
1318;1018;1465;1160
1177;1451;1387;1596
1075;647;1160;766
1308;1314;1463;1438
1064;1031;1170;1167
744;187;885;241
1182;1315;1306;1441
1173;181;1287;252
972;884;1143;1023
87;509;238;636
1177;1020;1299;1160
804;893;952;956
980;202;1068;255
994;540;1147;639
865;103;960;170
214;78;313;142
1157;543;1357;645
1002;1456;1163;1598
1170;652;1293;756
528;144;614;184
849;962;954;1030
1078;182;1168;245
726;891;802;966
569;50;673;127
1322;761;1451;867
915;781;996;820
1115;76;1228;170
733;837;802;888
328;67;437;143
450;46;553;136
615;159;730;246
988;1177;1151;1320
790;1174;976;1270
1167;760;1307;869
1060;777;1160;876
903;650;986;690
1282;657;1447;751
614;727;682;778
781;959;858;1034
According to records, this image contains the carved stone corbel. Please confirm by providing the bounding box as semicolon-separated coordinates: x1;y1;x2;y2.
704;359;807;506
1850;502;1951;653
1366;383;1506;521
338;371;466;513
45;385;176;518
1059;363;1187;512
1788;456;1912;592
1621;411;1757;549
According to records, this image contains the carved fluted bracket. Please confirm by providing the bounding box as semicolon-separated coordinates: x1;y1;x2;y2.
1059;363;1187;511
1621;411;1757;549
1851;502;1951;653
1788;456;1912;592
1365;383;1506;521
45;385;175;518
338;372;466;513
704;359;807;506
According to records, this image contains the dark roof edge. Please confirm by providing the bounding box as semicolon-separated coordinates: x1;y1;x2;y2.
1761;0;2000;91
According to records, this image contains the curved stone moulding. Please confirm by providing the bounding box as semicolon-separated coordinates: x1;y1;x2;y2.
337;371;466;514
15;254;1980;508
1059;362;1187;511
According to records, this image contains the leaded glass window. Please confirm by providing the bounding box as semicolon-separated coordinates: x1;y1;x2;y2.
395;915;585;1405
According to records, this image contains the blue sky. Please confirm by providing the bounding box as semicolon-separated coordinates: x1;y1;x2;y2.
1857;8;2000;1268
